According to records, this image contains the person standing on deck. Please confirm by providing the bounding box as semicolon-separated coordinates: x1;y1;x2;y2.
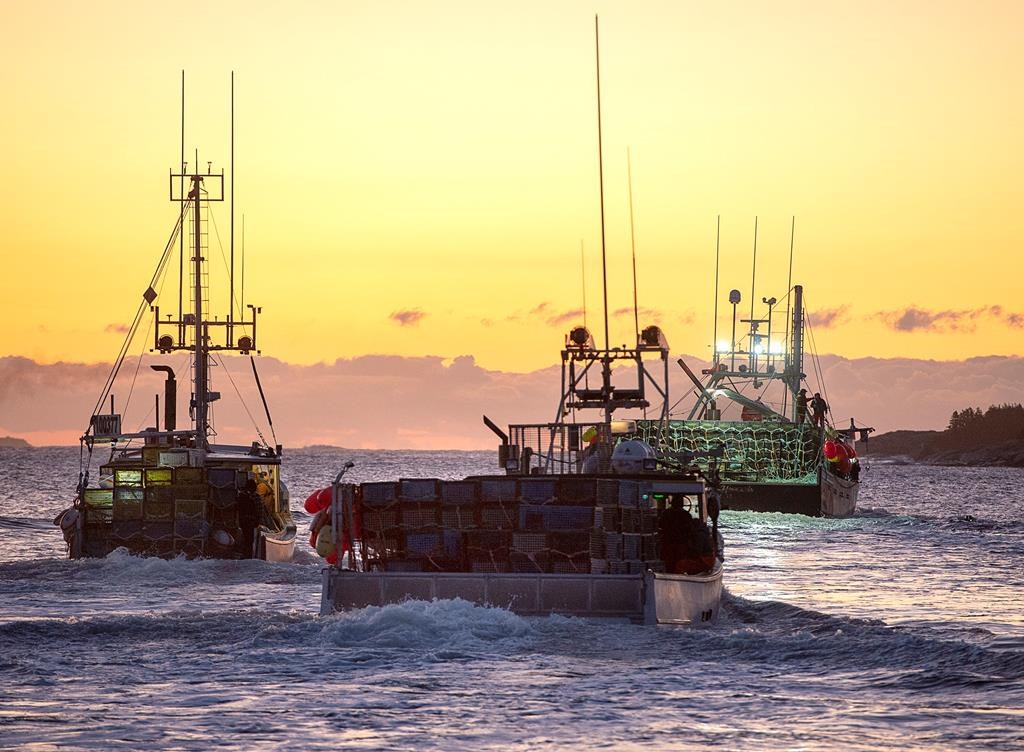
796;389;809;424
810;392;829;429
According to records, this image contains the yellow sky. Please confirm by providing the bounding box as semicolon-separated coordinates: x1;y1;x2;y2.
2;0;1022;372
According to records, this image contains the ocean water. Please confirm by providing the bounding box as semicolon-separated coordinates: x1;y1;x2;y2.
1;447;1022;751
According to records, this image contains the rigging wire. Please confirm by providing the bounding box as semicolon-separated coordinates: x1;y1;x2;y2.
802;297;832;424
88;201;190;425
212;352;269;447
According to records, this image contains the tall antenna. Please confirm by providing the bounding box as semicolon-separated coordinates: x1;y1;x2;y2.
230;71;235;347
627;147;639;343
594;15;610;352
241;214;246;315
178;71;185;340
783;214;796;368
712;214;721;364
580;239;588;330
749;215;759;329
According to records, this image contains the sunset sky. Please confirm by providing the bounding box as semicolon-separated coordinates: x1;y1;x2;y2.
2;1;1022;445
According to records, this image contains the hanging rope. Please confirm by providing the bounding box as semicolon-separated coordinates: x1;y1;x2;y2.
88;201;190;428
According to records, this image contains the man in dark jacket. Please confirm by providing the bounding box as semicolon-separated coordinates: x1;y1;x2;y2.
659;497;715;575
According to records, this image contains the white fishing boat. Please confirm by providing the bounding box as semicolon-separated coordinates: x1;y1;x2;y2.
55;75;295;561
318;473;723;625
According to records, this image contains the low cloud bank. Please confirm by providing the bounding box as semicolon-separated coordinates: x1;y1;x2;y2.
1;353;1021;449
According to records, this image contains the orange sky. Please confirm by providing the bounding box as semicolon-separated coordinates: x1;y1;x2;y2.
2;0;1022;373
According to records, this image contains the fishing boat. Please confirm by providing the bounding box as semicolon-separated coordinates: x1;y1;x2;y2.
317;471;723;625
54;77;296;561
486;279;865;518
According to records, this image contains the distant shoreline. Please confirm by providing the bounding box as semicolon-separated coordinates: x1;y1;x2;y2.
863;430;1024;468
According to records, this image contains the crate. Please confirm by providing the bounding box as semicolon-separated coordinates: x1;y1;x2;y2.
519;505;599;532
512;532;547;555
589;558;608;575
519;478;556;504
589;532;606;559
604;532;623;560
174;467;204;484
620;508;642;533
440;480;478;505
174;498;207;519
144;468;173;486
208;484;237;510
174;517;208;538
599;505;620;532
480;478;517;503
400;504;440;529
111;519;143;541
465;530;511;552
641;510;659;534
364;533;401;556
362;509;399;531
608;560;631;575
641;535;660;561
557;478;598;506
510;551;549;573
207;467;238;489
441;505;476;530
84;505;113;524
549;552;589;574
479;504;517;530
143;501;173;521
622;533;642;560
83;488;113;507
618;481;639;508
400;479;439;502
142;447;163;467
112;498;143;521
114;469;143;486
361;482;398;508
547;531;592;557
404;530;461;560
596;479;620;506
143;522;174;541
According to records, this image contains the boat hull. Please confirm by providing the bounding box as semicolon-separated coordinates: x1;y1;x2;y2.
720;476;858;518
821;470;859;517
320;565;723;626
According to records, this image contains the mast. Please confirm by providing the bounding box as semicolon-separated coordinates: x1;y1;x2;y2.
627;147;639;344
190;173;209;447
229;71;235;348
790;284;805;421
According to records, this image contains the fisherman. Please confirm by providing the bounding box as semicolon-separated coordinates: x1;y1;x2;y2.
236;479;261;559
658;496;716;575
810;392;829;429
795;389;809;424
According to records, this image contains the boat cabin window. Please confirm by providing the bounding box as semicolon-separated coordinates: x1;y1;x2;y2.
251;463;284;523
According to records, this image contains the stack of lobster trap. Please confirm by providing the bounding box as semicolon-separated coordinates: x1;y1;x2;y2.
354;476;664;575
78;465;245;558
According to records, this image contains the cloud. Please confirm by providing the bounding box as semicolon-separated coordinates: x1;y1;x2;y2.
808;305;850;329
875;305;1012;333
104;323;130;334
389;309;426;327
546;308;584;326
1008;313;1024;328
4;352;1024;448
612;306;660;319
